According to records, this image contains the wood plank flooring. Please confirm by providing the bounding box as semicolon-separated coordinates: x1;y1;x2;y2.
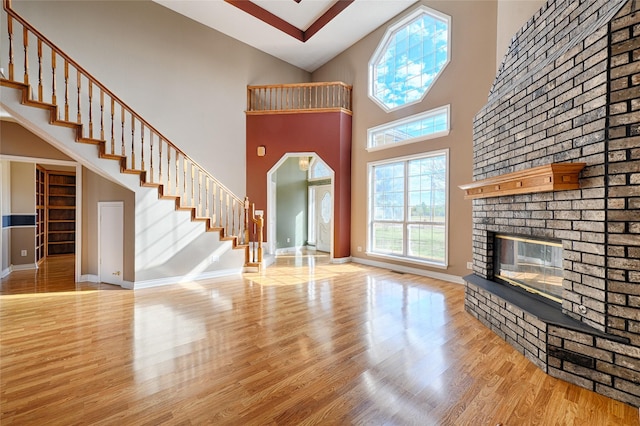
1;253;639;425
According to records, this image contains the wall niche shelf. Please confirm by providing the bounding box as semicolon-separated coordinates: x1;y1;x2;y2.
36;165;46;263
459;163;586;200
46;171;76;256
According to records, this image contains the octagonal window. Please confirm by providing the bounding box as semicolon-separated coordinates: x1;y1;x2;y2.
369;6;451;111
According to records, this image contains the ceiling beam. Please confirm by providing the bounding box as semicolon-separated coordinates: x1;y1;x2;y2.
224;0;355;43
304;0;354;41
225;0;304;42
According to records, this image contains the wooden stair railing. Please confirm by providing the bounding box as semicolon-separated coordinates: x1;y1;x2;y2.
0;0;263;268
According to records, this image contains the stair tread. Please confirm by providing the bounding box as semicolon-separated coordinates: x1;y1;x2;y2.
78;137;103;145
24;99;56;110
52;119;81;128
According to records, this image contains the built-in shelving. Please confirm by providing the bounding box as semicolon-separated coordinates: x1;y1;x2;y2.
36;165;46;263
46;171;76;256
459;163;586;200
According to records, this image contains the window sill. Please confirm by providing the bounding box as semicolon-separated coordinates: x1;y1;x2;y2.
366;251;447;269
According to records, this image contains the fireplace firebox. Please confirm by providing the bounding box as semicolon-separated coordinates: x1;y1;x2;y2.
494;235;563;303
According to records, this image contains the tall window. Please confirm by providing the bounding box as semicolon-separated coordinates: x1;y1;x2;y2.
369;6;450;111
368;151;448;266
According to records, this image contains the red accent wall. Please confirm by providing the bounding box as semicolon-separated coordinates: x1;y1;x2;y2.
246;112;352;258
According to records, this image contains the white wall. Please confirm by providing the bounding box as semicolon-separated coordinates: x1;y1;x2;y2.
496;0;546;71
10;0;310;197
0;160;9;274
312;0;498;278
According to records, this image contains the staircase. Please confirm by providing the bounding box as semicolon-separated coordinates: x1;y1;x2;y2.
0;0;263;286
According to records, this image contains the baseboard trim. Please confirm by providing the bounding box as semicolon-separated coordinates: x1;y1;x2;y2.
351;257;464;285
79;274;99;283
133;268;243;289
1;266;12;278
330;256;352;264
11;263;37;271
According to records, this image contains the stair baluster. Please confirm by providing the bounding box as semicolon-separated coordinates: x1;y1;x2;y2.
1;0;263;270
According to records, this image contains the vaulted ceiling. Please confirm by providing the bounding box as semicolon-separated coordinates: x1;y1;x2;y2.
153;0;418;72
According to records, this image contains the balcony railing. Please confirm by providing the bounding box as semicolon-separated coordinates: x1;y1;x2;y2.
247;82;352;114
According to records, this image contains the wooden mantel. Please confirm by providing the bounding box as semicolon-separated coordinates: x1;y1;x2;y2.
459;163;586;199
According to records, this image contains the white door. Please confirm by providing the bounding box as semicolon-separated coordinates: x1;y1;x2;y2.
315;185;332;253
98;202;124;286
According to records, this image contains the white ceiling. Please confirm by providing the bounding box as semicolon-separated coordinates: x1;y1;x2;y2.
153;0;418;72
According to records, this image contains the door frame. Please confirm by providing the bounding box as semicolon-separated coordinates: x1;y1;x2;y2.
98;201;124;286
266;152;335;259
0;154;81;281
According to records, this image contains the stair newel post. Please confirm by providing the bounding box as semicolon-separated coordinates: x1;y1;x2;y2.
257;209;263;263
244;197;250;247
50;51;56;106
76;69;81;124
7;15;14;80
225;193;230;236
22;27;28;86
252;219;257;263
37;38;42;101
64;60;69;121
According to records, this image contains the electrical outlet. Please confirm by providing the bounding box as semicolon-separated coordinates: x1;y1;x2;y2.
21;250;27;257
287;237;290;243
357;246;362;252
466;262;473;270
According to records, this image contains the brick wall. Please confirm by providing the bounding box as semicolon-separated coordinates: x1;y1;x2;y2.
467;0;640;407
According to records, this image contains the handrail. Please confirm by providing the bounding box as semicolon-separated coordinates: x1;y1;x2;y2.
3;0;239;205
247;81;352;113
1;0;263;260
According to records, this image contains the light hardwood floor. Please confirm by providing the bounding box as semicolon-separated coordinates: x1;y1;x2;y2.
1;254;639;425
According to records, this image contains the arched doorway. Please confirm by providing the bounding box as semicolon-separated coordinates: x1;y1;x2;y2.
266;153;334;259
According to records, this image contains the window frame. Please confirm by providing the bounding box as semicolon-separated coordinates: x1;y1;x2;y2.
366;149;449;268
368;5;452;112
366;105;451;152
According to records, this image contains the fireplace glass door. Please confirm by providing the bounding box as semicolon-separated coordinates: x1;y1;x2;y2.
495;235;563;302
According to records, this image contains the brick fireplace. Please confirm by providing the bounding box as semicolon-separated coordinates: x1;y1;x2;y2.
464;0;640;407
